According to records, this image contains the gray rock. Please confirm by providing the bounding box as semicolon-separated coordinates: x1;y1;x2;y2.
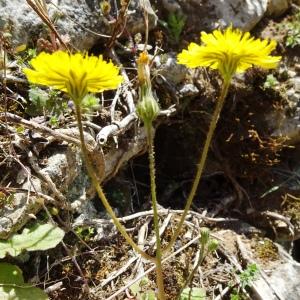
154;53;187;85
178;83;199;98
0;177;42;239
254;244;300;300
0;147;91;239
293;77;300;92
161;0;290;32
0;0;105;50
286;88;300;104
288;70;297;78
0;0;155;51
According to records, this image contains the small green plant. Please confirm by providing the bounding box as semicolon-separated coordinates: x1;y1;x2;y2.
167;12;186;43
285;11;300;48
230;263;259;300
179;228;218;299
26;86;68;121
16;47;37;65
0;192;15;210
263;74;279;90
129;276;156;300
0;223;65;258
0;263;48;299
180;288;206;300
81;93;101;113
286;28;300;48
75;226;95;242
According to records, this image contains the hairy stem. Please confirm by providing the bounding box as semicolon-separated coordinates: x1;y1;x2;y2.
163;79;231;253
146;124;166;300
74;104;154;262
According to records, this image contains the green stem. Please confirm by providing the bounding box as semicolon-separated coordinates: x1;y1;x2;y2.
163;79;231;253
146;124;166;300
178;238;206;299
74;104;154;262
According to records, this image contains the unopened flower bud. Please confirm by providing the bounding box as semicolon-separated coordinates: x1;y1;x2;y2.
200;227;210;245
208;239;219;252
136;87;160;126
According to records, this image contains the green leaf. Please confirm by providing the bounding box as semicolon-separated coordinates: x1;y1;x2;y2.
0;263;23;285
142;290;156;300
180;287;206;300
0;263;49;300
0;223;65;258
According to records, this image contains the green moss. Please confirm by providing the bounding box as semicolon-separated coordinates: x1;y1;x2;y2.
255;238;279;261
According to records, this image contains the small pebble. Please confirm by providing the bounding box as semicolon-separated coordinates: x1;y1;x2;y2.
294;77;300;92
287;70;297;78
295;64;300;72
286;88;295;97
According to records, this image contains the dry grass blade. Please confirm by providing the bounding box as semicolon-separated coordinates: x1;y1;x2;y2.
25;0;69;51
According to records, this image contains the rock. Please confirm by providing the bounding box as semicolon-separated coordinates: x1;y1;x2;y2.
0;0;154;51
127;0;157;34
254;244;300;300
162;0;182;13
293;77;300;92
177;83;199;98
286;88;300;104
0;178;42;239
266;0;291;16
154;53;187;84
0;147;90;239
0;124;150;238
161;0;290;33
288;70;297;78
0;0;104;50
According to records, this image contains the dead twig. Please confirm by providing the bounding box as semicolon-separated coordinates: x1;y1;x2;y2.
260;210;295;240
96;106;176;145
110;48;136;114
25;0;69;51
106;0;131;51
2;186;71;209
0;112;81;147
73;208;239;228
27;150;66;202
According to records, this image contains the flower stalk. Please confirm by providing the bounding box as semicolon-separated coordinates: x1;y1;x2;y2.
74;103;155;262
146;123;166;300
136;51;165;299
164;26;282;252
163;78;231;253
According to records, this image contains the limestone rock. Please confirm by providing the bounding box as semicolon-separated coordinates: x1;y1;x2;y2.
161;0;290;32
0;0;154;51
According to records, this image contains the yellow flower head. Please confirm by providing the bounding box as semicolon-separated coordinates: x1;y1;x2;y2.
177;26;281;81
23;51;123;102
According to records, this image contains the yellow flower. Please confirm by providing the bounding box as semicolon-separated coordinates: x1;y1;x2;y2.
177;27;281;81
23;51;123;102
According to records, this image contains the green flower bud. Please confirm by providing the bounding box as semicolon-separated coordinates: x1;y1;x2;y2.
200;227;210;246
136;86;160;126
208;239;219;252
